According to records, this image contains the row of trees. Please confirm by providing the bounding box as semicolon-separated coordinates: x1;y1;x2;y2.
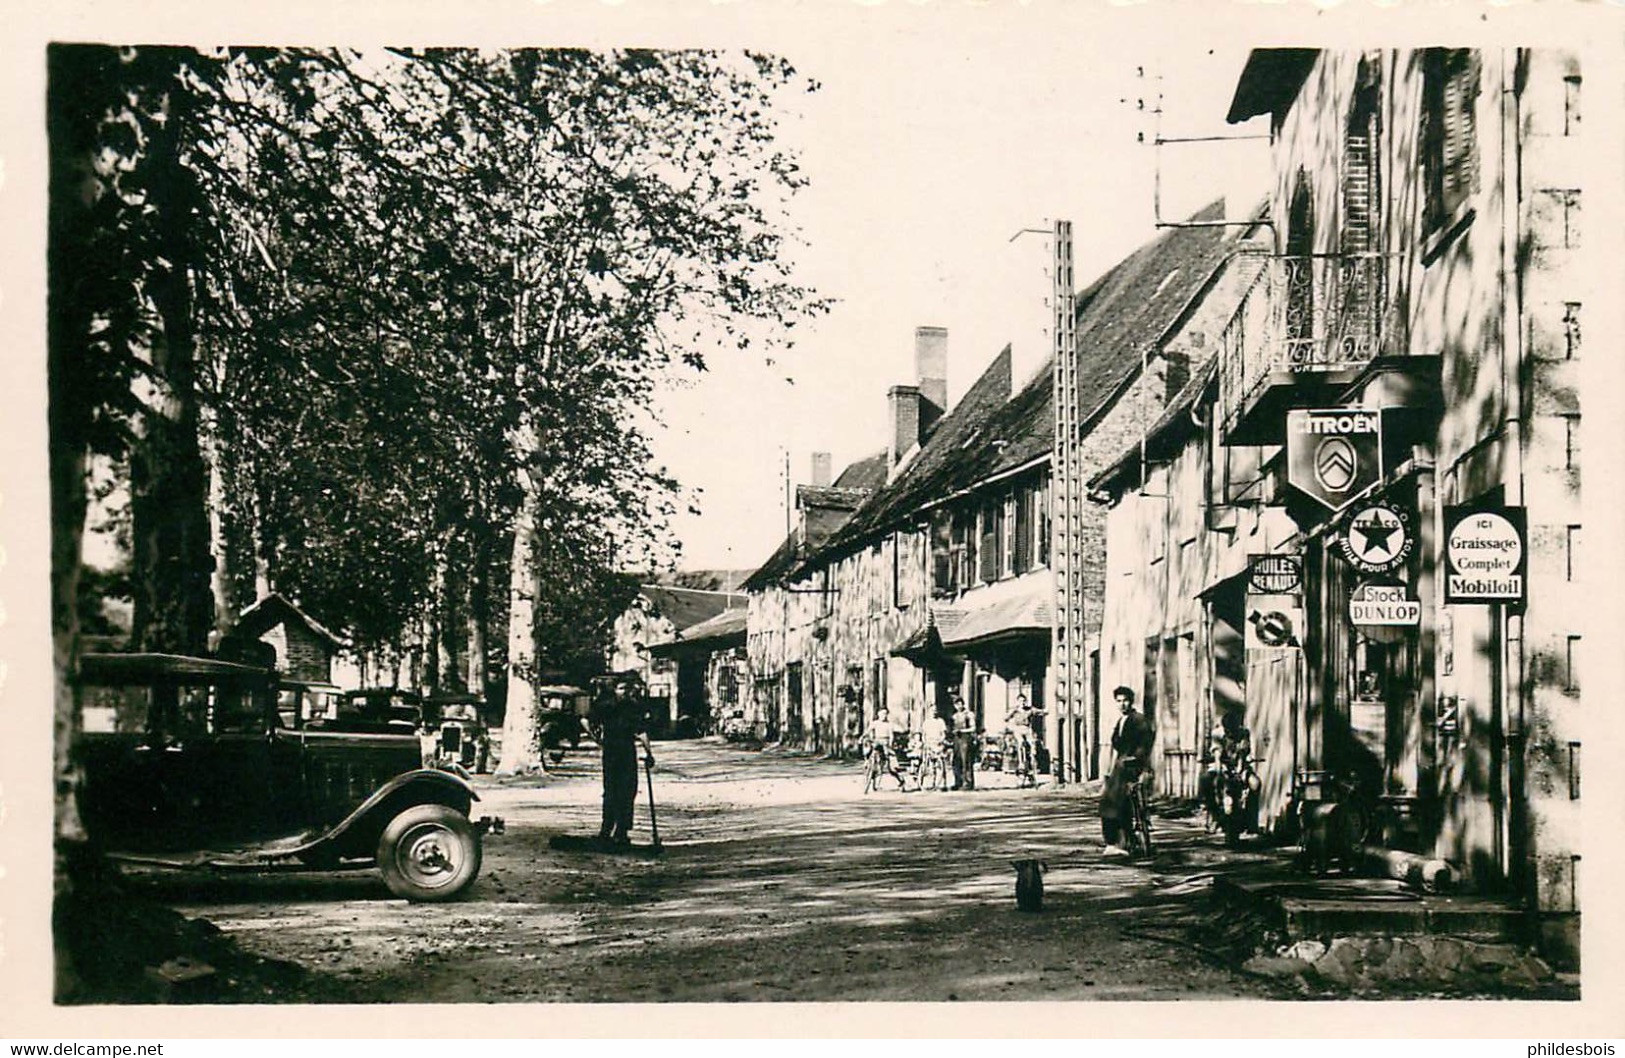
49;46;822;830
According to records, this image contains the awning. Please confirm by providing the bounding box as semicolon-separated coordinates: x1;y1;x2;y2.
890;622;946;663
937;580;1053;651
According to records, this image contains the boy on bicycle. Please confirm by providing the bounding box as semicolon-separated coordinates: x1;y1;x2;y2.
862;708;907;792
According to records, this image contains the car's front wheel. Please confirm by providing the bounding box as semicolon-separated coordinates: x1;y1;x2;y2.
376;804;481;902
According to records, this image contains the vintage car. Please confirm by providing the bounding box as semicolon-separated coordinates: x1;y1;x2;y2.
74;652;500;902
535;684;592;762
425;693;491;773
339;688;427;732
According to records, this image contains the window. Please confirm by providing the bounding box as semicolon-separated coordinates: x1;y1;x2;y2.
1563;302;1581;358
891;532;904;608
1037;475;1051;568
958;510;976;589
931;512;955;598
1423;48;1481;234
1001;493;1018;577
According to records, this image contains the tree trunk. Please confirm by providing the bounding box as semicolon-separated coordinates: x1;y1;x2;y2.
466;565;487;698
129;83;214;655
496;433;547;774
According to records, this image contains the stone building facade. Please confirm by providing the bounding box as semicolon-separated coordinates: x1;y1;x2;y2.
1087;47;1582;967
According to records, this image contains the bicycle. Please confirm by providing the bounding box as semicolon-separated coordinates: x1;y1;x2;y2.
1125;771;1154;859
862;741;906;793
913;737;951;791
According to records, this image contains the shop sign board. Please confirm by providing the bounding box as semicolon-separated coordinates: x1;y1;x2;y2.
1247;553;1303;595
1245;594;1303;650
1443;504;1527;603
1336;502;1415;575
1349;579;1421;644
1287;408;1382;513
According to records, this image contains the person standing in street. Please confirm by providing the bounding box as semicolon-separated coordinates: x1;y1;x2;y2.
593;676;655;846
1101;685;1153;854
1005;693;1037;787
950;689;978;791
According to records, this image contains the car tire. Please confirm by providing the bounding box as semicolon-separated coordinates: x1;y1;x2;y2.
376;804;482;902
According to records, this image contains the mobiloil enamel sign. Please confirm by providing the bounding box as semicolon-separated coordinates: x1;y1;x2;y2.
1287;408;1382;514
1444;504;1527;603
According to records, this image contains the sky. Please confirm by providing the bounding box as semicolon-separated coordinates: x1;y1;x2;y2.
650;14;1272;573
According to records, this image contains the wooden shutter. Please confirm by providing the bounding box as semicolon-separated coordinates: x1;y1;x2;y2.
979;500;998;583
1014;486;1033;574
1429;48;1480;227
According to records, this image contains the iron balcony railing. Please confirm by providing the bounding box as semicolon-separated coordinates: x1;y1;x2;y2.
1219;253;1396;437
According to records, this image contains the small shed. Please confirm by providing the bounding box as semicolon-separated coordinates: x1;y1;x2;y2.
231;593;345;684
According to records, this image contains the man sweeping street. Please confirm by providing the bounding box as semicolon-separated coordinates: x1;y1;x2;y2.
593;676;655;847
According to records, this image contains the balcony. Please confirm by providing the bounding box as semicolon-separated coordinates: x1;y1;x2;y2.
1219;253;1395;446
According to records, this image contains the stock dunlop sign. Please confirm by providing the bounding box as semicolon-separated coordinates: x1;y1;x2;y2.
1287;408;1382;514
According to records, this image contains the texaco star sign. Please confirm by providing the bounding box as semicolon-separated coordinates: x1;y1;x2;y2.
1337;503;1414;574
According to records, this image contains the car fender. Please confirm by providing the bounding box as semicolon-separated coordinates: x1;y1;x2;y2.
314;769;480;861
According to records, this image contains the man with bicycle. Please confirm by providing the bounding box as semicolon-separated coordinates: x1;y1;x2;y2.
861;707;908;792
1101;685;1153;856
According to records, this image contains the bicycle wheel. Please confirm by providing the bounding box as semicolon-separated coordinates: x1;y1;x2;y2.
1134;795;1154;857
863;752;879;794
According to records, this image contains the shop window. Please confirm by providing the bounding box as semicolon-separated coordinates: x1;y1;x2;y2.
1422;48;1481;235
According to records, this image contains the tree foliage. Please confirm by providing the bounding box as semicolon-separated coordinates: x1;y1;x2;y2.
51;43;822;679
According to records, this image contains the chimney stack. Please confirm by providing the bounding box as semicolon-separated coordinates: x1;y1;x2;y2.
888;385;922;467
810;451;832;488
915;326;948;433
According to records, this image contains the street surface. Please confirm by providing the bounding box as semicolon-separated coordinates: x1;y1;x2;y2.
126;739;1283;1002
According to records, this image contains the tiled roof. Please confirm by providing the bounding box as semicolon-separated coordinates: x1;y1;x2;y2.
646;607;748;657
234;592;345;649
741;451;886;592
636;585;745;631
822;346;1019;551
833;450;889;490
1069;199;1239;430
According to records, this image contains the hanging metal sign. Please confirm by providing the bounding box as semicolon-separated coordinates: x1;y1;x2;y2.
1245;595;1303;650
1247;553;1303;595
1349;579;1420;644
1336;502;1415;575
1443;504;1527;603
1287;408;1383;513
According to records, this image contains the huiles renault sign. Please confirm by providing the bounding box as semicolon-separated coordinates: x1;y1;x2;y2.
1287;408;1382;513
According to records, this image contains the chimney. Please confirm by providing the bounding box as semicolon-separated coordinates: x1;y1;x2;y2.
915;326;948;434
888;384;922;467
810;451;832;488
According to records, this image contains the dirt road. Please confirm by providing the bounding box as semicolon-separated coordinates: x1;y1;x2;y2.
125;739;1283;1002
